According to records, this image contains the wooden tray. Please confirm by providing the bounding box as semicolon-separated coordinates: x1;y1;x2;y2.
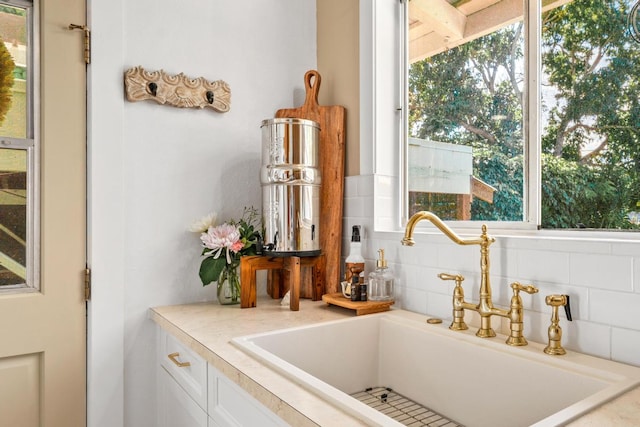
322;292;394;316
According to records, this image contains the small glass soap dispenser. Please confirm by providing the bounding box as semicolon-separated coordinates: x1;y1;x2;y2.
368;249;394;301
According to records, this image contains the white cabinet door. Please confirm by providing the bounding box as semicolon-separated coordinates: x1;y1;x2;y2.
208;365;288;427
158;366;208;427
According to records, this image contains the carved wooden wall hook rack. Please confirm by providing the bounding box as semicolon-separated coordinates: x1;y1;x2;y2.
123;66;231;113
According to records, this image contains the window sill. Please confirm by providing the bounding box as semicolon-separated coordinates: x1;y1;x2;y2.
375;221;640;245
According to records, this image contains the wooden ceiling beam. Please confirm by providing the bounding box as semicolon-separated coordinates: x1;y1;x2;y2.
410;0;466;40
409;0;573;63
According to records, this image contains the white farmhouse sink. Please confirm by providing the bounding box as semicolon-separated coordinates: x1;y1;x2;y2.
232;310;640;427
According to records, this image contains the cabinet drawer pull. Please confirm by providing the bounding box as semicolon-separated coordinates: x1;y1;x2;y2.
167;352;191;368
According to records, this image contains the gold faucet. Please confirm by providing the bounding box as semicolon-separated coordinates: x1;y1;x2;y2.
402;211;538;344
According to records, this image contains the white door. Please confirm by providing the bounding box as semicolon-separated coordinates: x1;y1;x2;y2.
0;0;87;425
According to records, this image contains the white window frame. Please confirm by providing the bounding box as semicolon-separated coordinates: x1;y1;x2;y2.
361;0;640;242
0;0;39;292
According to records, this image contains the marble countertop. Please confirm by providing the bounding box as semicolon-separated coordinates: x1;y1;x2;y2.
150;297;640;426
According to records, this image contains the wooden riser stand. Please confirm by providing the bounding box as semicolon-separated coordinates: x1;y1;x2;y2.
240;254;325;311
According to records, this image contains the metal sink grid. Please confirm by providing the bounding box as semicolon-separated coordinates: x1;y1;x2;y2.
350;386;462;427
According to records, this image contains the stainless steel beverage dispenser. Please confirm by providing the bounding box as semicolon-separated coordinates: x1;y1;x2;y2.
260;118;321;256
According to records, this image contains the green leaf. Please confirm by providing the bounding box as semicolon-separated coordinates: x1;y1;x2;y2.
199;256;225;286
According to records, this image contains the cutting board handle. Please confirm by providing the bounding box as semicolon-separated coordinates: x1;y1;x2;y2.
304;70;321;108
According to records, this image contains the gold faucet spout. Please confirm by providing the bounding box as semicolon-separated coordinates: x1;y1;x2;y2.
402;211;493;247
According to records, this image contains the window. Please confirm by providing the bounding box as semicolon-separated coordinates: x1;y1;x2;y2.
0;0;36;290
407;0;640;230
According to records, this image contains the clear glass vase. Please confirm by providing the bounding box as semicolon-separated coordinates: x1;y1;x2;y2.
217;265;241;305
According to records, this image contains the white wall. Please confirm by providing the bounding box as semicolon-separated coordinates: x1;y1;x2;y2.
88;1;317;426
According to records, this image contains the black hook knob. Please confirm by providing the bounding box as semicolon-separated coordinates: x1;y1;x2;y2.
564;295;572;321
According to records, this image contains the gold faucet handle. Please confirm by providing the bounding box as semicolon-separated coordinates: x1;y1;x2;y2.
439;273;468;332
438;273;464;284
510;282;538;295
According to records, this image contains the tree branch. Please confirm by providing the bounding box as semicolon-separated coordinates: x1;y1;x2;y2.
508;23;523;102
587;47;604;74
554;114;570;157
459;121;498;144
580;135;608;164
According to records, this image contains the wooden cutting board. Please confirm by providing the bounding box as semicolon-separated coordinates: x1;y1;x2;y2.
276;70;346;294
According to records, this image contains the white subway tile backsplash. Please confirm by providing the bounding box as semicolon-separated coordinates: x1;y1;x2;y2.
570;253;632;291
426;291;454;320
396;241;430;266
402;286;428;314
519;310;549;346
484;275;514;308
487;245;516;280
343;196;366;218
509;235;612;255
436;242;480;272
412;241;447;269
459;273;482;299
563;320;612;359
590;290;640;329
516;249;570;284
344;175;360;197
419;265;454;294
357;175;374;197
478;242;515;276
395;263;415;290
611;328;640;366
344;176;358;197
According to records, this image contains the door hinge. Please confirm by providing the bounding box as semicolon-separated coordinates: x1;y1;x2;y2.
84;268;91;301
68;24;91;64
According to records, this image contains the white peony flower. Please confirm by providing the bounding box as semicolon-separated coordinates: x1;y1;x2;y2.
200;223;242;264
189;212;217;233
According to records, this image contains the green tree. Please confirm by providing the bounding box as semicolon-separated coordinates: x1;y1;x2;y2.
541;0;640;228
0;36;15;125
409;0;640;228
409;25;525;221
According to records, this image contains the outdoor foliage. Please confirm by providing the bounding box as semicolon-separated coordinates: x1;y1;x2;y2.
409;0;640;229
541;154;635;228
0;36;14;125
0;6;25;16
